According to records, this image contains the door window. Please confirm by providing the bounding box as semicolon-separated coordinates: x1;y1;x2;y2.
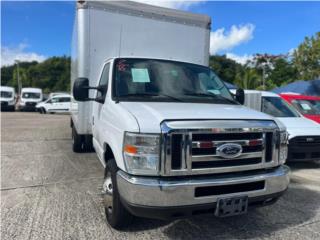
96;63;110;103
59;97;71;103
51;98;59;103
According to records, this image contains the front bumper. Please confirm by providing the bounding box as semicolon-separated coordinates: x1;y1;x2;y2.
117;165;290;219
18;104;37;111
1;102;15;111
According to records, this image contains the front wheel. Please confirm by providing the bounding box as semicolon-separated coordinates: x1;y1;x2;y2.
103;159;133;229
40;107;46;114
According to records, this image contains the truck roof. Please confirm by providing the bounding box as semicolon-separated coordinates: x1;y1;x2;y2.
77;0;211;29
280;93;320;101
0;86;15;92
244;90;280;98
21;87;42;93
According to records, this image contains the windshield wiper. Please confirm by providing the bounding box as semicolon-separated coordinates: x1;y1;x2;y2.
184;92;237;104
118;93;184;102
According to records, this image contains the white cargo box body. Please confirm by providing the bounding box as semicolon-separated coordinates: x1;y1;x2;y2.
71;0;211;134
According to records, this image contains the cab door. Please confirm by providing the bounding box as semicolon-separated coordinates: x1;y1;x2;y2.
58;97;71;111
92;62;111;158
48;97;59;112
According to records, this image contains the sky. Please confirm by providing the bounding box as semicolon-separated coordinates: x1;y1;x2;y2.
1;1;320;66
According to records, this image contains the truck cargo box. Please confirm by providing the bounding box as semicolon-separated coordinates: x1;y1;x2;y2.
71;0;211;134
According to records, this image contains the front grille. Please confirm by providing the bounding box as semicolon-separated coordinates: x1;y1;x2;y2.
192;158;262;169
290;136;320;146
161;120;279;176
288;136;320;160
26;102;36;106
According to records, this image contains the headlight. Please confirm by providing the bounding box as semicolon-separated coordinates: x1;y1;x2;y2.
8;100;15;105
279;131;288;164
19;101;25;106
123;132;160;175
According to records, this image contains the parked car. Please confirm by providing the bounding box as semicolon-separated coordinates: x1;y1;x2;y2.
36;94;72;114
240;90;320;162
18;88;43;111
70;1;289;229
280;93;320;124
0;86;15;111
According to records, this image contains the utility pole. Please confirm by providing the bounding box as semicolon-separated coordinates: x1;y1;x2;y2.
15;60;21;95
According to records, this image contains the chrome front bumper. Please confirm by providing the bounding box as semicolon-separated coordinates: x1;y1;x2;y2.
117;165;290;207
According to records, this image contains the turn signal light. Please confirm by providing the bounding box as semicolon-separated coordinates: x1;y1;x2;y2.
124;145;137;154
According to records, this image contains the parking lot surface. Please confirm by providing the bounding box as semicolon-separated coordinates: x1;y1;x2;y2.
1;112;320;240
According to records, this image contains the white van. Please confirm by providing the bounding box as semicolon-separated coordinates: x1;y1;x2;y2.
36;94;72;114
0;86;15;111
18;87;43;111
241;90;320;162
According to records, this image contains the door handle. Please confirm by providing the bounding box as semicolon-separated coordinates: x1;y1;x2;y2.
92;116;94;125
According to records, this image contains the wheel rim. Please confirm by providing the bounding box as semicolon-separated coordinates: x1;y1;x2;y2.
103;172;113;215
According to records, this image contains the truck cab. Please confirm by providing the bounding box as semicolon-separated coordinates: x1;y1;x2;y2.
241;90;320;162
0;86;15;111
18;87;43;111
70;1;290;229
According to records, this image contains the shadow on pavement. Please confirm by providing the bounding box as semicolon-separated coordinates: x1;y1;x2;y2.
124;186;320;239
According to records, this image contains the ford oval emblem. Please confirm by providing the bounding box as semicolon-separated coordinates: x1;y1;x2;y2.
216;143;243;159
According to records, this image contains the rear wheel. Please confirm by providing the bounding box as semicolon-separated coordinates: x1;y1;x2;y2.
72;126;83;152
83;135;94;152
103;159;133;229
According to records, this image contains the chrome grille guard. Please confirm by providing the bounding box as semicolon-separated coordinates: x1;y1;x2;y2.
160;120;280;176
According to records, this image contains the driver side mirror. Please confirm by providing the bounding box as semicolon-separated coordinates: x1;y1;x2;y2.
73;78;106;102
235;88;245;105
73;78;90;101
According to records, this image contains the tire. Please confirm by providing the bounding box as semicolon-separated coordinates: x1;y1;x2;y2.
83;135;94;152
103;159;133;229
39;107;46;114
72;126;83;153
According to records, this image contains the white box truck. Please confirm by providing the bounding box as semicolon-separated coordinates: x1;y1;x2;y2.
71;1;290;229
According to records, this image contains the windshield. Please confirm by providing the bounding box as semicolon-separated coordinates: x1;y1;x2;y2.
1;91;13;98
113;58;235;104
262;97;300;118
22;92;41;99
291;99;320;115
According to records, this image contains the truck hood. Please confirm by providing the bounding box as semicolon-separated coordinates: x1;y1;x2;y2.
120;102;276;133
277;117;320;139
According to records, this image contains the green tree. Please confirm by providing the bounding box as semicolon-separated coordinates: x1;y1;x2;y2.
267;58;298;86
1;56;71;93
209;55;244;84
234;68;260;89
293;32;320;80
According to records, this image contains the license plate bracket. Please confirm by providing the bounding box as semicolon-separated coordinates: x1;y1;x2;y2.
215;196;248;217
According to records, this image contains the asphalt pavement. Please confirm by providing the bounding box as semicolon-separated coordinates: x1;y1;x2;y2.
1;112;320;240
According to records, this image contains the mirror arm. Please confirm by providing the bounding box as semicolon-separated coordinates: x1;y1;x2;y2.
84;86;98;90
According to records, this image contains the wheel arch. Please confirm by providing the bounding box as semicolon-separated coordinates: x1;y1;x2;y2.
103;143;116;166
